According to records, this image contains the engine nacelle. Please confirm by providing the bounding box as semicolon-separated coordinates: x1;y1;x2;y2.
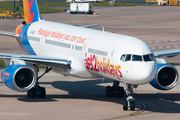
150;63;178;90
1;64;36;92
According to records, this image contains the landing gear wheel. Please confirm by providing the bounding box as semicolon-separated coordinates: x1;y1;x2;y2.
27;88;37;98
27;87;46;98
105;81;124;97
37;87;46;98
27;66;52;98
105;86;111;97
123;102;128;110
27;90;30;98
105;86;116;97
130;102;135;111
116;87;124;97
109;87;115;97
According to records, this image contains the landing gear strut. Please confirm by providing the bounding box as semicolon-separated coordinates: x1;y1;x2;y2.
123;84;137;111
105;81;124;97
27;66;52;98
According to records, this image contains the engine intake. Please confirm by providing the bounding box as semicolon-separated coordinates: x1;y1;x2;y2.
1;64;36;92
150;63;178;90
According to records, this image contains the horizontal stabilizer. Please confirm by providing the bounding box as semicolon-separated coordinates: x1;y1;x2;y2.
80;24;100;28
0;31;19;38
154;49;180;57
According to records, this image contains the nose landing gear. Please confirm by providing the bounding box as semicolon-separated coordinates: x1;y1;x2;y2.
123;84;137;111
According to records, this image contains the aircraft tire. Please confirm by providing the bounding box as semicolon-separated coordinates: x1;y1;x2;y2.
130;102;135;111
105;86;111;97
116;87;124;97
27;90;30;98
37;87;46;98
27;88;37;98
123;102;128;110
109;87;115;97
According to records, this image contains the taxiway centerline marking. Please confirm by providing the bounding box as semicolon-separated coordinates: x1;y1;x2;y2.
105;100;153;120
147;40;180;44
151;45;180;49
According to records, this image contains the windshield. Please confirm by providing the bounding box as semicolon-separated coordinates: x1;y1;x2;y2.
132;55;142;61
125;54;131;61
120;54;155;62
120;54;126;62
143;54;155;61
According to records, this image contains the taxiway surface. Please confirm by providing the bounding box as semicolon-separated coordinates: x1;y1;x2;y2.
0;5;180;120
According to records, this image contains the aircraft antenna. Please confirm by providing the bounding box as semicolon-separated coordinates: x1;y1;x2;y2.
102;26;104;32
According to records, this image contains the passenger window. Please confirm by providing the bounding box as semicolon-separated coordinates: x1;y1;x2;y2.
132;55;142;61
120;54;126;62
125;54;131;61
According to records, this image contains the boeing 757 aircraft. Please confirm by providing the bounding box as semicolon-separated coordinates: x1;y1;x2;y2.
0;0;180;111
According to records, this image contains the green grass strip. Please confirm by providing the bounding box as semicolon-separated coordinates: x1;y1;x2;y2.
0;1;147;14
0;1;65;13
169;63;180;66
0;59;6;68
0;59;45;69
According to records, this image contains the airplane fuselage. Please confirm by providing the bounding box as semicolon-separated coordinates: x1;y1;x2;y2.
17;21;156;85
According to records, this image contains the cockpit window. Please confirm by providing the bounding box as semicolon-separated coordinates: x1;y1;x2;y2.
125;54;131;61
132;55;142;61
120;54;126;62
143;54;155;61
120;54;155;62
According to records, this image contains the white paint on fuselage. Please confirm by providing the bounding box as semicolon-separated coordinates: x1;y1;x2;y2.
25;21;156;85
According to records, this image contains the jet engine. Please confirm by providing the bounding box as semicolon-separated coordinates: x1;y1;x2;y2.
150;63;178;90
1;64;36;92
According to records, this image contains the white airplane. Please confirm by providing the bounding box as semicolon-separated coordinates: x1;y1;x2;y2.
0;0;179;111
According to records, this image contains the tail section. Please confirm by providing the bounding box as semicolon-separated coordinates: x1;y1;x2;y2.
23;0;43;23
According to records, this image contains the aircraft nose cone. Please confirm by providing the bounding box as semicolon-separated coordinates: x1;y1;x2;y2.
124;62;156;84
136;62;156;84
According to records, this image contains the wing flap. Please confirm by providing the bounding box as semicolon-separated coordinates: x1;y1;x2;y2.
0;53;71;69
0;31;19;38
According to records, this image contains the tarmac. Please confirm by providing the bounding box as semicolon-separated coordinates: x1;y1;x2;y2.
0;5;180;120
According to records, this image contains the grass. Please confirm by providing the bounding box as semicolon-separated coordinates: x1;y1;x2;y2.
169;63;180;66
0;59;6;68
0;1;65;13
0;59;45;69
0;1;147;14
93;2;147;6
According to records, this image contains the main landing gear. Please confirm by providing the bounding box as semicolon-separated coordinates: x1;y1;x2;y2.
105;81;137;111
27;66;52;98
105;81;125;97
123;84;137;111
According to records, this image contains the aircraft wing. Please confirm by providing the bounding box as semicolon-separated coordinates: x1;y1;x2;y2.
80;24;99;28
0;53;71;69
154;49;180;57
0;31;19;38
